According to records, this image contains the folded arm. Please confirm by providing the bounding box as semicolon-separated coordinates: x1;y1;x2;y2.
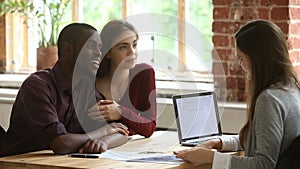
50;123;128;154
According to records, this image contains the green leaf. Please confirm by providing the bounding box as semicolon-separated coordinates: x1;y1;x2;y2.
0;0;71;47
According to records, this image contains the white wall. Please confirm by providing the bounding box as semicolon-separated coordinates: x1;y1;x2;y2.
0;74;248;134
156;98;247;134
0;98;246;133
0;99;13;131
0;88;18;131
219;104;247;133
0;84;247;134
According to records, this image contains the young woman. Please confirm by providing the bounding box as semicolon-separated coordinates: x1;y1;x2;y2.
88;19;157;138
174;20;300;169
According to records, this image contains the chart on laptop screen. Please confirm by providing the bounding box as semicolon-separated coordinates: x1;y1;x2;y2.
175;94;219;139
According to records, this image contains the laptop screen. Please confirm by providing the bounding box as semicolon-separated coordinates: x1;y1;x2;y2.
172;91;222;142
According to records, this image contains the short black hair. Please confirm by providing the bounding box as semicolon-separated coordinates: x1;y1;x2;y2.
57;23;97;59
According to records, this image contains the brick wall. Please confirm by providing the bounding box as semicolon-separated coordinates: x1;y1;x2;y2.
212;0;300;102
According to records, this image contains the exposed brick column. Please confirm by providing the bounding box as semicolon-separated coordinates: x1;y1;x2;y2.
212;0;299;102
288;0;300;75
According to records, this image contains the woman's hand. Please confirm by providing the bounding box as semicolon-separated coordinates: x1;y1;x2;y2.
88;100;122;122
99;122;129;136
173;147;215;165
173;139;221;165
196;138;222;150
79;139;108;154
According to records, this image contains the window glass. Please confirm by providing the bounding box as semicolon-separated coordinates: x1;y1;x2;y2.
132;0;178;74
82;0;122;30
132;0;213;78
3;0;213;77
5;15;26;72
27;0;72;69
187;0;213;72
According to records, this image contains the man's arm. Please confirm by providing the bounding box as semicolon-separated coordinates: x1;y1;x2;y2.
78;133;128;154
50;123;129;154
50;133;89;154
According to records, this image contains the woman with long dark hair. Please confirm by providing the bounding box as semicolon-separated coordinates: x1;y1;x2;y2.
174;20;300;169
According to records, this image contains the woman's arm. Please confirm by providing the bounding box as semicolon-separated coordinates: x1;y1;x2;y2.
119;64;157;137
90;65;157;137
100;133;129;149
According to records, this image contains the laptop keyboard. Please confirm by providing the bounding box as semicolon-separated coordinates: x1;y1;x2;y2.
183;136;221;146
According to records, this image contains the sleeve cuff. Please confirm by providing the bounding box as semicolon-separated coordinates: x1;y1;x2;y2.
43;122;67;143
220;135;240;151
212;151;231;169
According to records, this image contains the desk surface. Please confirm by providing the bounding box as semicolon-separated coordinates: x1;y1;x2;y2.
0;131;211;169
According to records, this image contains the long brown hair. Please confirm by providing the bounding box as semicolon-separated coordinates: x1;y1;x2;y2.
235;20;300;148
97;19;139;77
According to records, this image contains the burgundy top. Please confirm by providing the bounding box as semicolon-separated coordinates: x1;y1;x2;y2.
106;63;157;138
0;63;102;157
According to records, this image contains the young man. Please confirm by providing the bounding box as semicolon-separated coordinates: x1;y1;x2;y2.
0;23;129;157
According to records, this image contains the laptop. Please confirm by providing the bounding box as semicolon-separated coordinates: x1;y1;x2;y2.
172;91;222;146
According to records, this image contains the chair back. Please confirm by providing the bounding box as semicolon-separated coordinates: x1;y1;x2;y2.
276;135;300;169
0;125;4;141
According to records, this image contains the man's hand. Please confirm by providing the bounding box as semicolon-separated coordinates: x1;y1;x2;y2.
79;139;108;154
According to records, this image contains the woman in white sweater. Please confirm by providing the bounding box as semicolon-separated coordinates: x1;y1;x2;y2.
174;20;300;169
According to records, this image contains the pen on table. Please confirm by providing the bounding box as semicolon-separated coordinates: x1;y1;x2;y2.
69;153;99;158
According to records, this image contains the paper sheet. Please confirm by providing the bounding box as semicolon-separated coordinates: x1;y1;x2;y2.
127;154;186;165
69;131;184;164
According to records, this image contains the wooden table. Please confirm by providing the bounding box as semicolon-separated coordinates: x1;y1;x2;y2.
0;131;212;169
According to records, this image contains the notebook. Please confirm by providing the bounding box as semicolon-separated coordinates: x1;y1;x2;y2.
172;91;222;146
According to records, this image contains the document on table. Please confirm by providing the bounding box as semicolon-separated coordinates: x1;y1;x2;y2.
69;151;185;165
96;150;167;161
127;154;186;165
68;150;145;160
68;131;185;164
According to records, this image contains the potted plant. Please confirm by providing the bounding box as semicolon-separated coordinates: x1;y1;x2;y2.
0;0;71;70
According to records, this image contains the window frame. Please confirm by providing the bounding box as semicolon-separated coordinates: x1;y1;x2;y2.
1;0;212;80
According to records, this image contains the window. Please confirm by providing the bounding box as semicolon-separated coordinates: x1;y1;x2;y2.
2;0;213;88
2;14;31;73
128;0;213;79
81;0;122;30
131;0;178;74
186;0;213;72
1;0;73;73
